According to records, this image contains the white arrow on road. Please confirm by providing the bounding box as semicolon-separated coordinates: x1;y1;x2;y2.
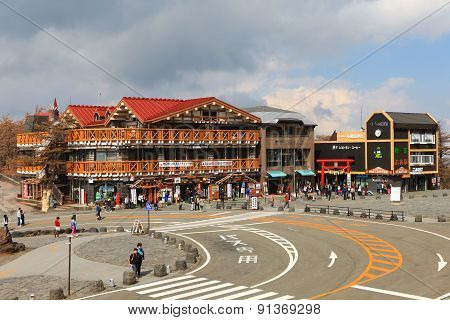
328;251;338;268
437;253;447;272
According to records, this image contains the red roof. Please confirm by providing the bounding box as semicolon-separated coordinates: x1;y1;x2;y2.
66;105;115;127
108;96;260;124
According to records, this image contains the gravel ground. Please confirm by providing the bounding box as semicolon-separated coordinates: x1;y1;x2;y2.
75;234;189;270
0;275;108;300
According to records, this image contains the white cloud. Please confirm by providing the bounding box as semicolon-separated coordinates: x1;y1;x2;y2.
0;0;449;119
263;77;416;134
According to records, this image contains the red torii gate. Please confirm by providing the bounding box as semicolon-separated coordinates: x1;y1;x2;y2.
316;159;355;187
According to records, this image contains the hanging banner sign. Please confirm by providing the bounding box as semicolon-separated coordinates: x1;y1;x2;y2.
158;161;193;168
201;160;233;167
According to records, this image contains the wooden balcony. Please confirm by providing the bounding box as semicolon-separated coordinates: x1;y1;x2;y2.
17;132;48;147
66;158;260;177
16;165;43;175
66;128;260;146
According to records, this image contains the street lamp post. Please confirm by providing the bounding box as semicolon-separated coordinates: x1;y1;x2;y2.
67;235;72;296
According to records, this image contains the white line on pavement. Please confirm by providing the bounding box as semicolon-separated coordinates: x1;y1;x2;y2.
352;285;431;300
126;275;195;291
151;280;221;298
136;277;207;295
436;291;450;300
217;288;262;300
210;211;231;216
299;213;450;241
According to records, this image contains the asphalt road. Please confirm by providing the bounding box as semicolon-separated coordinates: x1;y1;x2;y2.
8;207;450;300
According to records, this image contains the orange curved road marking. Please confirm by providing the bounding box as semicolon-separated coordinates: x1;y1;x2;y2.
256;217;403;299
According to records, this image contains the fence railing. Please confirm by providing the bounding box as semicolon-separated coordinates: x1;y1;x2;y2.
304;204;405;221
66;158;260;176
66;128;260;145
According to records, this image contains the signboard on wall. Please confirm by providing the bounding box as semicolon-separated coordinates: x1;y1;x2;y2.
367;113;391;140
367;142;391;173
367;167;391;175
159;161;193;168
394;142;409;170
201;160;233;167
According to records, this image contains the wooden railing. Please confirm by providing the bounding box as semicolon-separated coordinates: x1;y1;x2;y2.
16;165;43;174
17;132;48;146
66;128;260;144
66;158;260;176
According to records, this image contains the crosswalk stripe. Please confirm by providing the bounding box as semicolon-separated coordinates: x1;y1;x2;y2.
191;286;248;300
137;277;207;295
151;280;221;298
218;289;262;300
162;283;234;300
273;295;295;300
126;275;195;291
245;292;279;300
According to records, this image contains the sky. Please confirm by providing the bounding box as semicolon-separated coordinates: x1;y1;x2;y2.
0;0;449;134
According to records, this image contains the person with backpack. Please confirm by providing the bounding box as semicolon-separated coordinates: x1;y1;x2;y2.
129;248;143;277
54;217;61;238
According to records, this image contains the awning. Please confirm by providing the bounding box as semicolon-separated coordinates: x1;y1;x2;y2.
295;169;315;176
267;171;287;178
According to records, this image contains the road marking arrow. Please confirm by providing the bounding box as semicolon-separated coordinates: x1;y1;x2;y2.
328;251;338;268
437;253;447;272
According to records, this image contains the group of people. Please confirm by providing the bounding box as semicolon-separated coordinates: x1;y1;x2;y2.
376;182;392;195
2;208;26;230
128;243;145;277
52;215;78;238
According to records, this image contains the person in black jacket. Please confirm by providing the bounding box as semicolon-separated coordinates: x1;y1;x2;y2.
129;248;143;277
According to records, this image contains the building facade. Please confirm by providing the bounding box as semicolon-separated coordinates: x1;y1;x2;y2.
314;111;439;192
245;106;316;195
17;97;261;205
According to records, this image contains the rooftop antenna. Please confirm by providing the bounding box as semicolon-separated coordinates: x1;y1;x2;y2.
360;105;364;131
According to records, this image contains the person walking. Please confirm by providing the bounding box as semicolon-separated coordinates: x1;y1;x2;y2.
351;186;356;200
70;215;78;237
20;209;25;226
269;193;275;207
283;193;290;209
327;184;332;202
3;214;9;229
136;243;145;261
129;248;143;278
95;203;102;220
16;208;22;227
54;217;61;238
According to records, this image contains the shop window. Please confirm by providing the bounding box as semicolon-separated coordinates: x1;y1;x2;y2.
295;149;310;166
282;149;293;166
410;132;435;144
410;153;434;165
96;151;106;161
267;149;281;167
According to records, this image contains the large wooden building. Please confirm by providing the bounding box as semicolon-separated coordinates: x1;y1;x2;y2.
17;97;262;205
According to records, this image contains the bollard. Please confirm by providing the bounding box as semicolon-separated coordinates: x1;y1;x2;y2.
415;215;422;222
175;260;188;271
438;215;447;223
154;264;168;277
123;271;137;285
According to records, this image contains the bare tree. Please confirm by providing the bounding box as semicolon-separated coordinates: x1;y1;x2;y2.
438;122;449;188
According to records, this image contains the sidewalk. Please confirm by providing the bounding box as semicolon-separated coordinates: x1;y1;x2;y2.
0;233;130;285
